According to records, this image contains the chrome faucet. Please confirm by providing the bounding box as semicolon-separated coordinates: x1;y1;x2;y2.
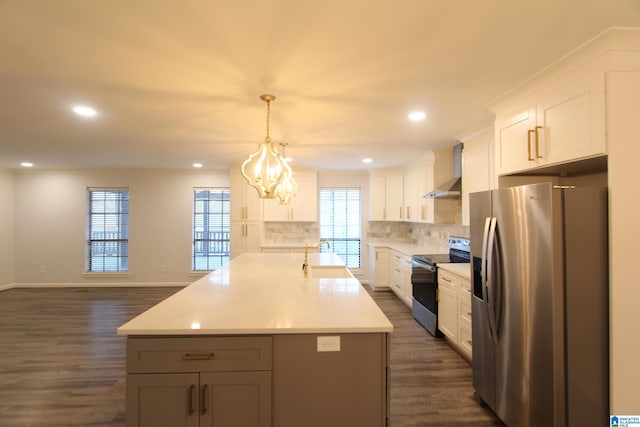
303;240;331;277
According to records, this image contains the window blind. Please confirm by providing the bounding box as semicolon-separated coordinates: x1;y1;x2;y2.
319;188;361;268
87;189;129;272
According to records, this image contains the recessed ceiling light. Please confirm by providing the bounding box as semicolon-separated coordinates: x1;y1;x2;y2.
21;162;33;167
73;105;97;117
193;163;203;168
362;158;372;164
408;111;426;121
284;157;293;163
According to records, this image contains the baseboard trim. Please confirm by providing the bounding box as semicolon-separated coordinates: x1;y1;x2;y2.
1;282;190;291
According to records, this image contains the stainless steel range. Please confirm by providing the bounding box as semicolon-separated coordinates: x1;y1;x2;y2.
411;236;470;336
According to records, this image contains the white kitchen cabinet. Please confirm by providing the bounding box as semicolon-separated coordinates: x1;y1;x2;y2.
494;73;605;175
461;129;492;226
438;268;472;360
230;169;263;259
368;172;404;221
458;282;473;359
230;169;263;222
230;222;262;259
437;272;458;341
263;172;317;222
385;174;404;221
389;250;412;307
403;169;418;221
367;245;389;290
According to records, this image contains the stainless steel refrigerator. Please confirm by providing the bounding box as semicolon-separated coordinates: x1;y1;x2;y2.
470;183;608;427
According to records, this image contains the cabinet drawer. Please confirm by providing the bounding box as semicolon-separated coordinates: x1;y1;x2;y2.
459;323;472;359
127;336;272;373
459;290;472;326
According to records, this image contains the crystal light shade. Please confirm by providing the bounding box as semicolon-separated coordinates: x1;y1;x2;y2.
241;95;291;199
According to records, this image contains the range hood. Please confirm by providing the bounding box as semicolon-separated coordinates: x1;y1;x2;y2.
424;143;462;199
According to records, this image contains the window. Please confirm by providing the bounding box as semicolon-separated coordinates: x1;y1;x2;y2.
87;189;129;272
319;188;361;268
193;188;230;271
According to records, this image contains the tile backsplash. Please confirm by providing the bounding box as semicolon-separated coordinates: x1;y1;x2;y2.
367;221;469;248
263;222;319;243
264;220;469;248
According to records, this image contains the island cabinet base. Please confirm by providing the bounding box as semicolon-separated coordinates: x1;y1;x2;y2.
125;336;273;427
125;333;389;427
272;333;390;427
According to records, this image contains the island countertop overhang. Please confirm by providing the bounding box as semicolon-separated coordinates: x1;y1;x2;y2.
117;252;394;336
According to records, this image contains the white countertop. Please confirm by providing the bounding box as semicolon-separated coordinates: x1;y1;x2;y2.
117;252;393;336
368;241;449;256
438;263;472;280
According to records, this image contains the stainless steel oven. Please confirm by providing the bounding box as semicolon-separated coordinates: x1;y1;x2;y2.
411;237;470;337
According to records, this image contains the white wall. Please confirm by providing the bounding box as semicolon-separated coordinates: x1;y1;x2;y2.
0;168;15;288
607;70;640;414
13;169;229;285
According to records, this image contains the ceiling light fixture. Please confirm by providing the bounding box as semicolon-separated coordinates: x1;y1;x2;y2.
362;158;372;164
274;143;299;204
408;111;426;121
73;105;97;117
241;94;292;199
193;163;203;168
21;162;33;167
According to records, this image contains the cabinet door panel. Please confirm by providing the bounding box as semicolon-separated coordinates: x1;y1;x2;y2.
437;282;458;340
538;73;606;165
200;371;272;427
495;105;537;175
127;373;199;427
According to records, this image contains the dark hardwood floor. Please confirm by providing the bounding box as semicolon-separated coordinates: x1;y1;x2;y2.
0;286;501;426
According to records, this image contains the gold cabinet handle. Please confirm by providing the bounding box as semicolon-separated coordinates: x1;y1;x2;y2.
527;129;535;161
182;352;215;361
201;384;208;415
188;384;196;415
383;207;386;220
400;206;403;219
441;276;451;283
534;126;543;159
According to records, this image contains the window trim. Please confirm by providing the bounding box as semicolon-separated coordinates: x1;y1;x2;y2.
86;187;130;273
192;187;231;272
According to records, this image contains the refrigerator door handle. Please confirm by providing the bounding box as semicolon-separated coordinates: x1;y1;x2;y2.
480;217;491;302
486;217;499;342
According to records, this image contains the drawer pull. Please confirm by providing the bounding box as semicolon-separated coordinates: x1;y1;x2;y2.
441;276;451;283
201;384;208;415
183;352;215;360
188;384;196;415
467;312;472;316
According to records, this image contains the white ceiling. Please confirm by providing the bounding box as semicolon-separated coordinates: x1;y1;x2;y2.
1;0;640;171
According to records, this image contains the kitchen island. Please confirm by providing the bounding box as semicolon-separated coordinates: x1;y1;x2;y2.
118;252;393;427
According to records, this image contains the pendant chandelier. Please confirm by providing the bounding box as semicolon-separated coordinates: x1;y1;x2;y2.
241;94;292;199
274;142;299;204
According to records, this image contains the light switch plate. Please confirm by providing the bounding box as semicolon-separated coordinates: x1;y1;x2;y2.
317;336;341;352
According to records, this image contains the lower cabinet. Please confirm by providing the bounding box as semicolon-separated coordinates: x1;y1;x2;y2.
367;245;389;290
127;371;271;427
125;336;272;427
389;250;412;307
438;269;472;360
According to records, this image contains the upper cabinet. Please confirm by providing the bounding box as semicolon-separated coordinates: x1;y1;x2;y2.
369;171;404;221
369;151;460;224
494;73;606;176
460;128;492;226
263;171;318;222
